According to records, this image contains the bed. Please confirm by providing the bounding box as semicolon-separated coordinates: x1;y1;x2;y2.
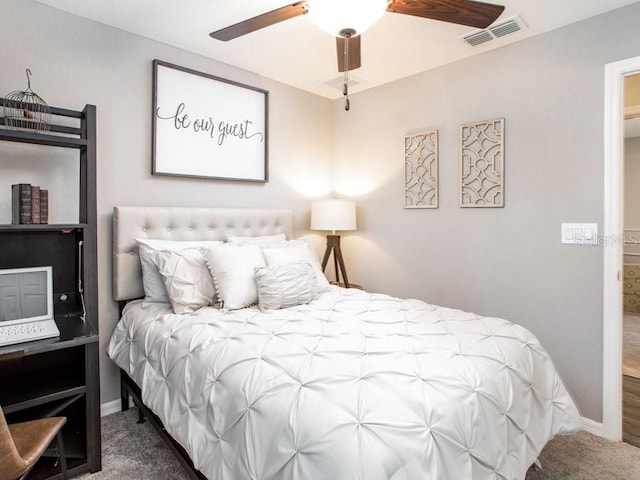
107;206;582;480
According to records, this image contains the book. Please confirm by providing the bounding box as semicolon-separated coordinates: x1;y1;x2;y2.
31;185;41;224
39;189;48;224
11;183;32;224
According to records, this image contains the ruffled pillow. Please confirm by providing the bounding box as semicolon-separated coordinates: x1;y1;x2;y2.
255;262;319;311
261;240;330;291
136;238;222;304
151;248;216;314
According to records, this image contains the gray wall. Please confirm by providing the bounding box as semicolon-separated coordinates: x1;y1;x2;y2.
332;3;640;421
1;0;333;405
5;0;640;423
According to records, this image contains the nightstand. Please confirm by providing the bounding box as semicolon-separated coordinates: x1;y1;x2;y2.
330;281;363;290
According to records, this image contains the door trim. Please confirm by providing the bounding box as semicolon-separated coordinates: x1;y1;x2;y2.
603;55;640;441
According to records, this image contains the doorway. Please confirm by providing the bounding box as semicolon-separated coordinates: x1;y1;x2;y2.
604;56;640;442
622;73;640;447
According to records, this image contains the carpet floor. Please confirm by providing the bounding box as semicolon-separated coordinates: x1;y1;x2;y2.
75;408;640;480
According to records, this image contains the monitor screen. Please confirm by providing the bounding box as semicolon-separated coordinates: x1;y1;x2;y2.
0;266;54;325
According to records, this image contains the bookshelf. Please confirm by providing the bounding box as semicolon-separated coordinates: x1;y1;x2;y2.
0;100;101;479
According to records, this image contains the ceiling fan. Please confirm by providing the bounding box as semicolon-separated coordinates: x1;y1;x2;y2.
210;0;505;109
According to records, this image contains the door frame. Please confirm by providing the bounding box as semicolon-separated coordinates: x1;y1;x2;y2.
603;55;640;441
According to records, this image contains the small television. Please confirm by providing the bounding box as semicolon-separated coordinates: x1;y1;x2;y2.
0;266;60;346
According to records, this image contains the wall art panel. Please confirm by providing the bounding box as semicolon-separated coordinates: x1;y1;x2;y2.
460;118;504;207
404;130;438;209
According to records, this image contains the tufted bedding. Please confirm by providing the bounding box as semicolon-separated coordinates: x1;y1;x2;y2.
108;285;582;480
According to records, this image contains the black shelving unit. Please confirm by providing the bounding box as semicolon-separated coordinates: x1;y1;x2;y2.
0;100;101;479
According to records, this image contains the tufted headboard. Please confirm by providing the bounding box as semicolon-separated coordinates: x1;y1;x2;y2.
112;206;294;302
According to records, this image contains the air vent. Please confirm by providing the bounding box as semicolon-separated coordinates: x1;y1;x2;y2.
463;30;494;47
461;15;527;47
490;17;526;37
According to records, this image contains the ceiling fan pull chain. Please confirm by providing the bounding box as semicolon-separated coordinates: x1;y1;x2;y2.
343;31;350;111
343;68;350;111
344;71;350;111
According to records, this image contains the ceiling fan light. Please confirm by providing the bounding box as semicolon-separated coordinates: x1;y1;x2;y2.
309;0;388;37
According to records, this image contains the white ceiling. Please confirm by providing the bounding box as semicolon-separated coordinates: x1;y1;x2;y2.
34;0;640;99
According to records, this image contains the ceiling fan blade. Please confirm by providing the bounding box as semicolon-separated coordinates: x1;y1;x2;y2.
210;2;308;41
336;35;362;73
387;0;505;29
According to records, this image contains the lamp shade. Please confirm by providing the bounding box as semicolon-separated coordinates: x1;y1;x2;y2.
308;0;387;37
310;199;357;233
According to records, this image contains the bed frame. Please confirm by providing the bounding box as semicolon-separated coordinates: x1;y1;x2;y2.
112;206;294;479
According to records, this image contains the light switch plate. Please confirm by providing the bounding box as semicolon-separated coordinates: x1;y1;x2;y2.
561;223;598;245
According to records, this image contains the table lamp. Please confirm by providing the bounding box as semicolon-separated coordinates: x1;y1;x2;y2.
310;199;357;287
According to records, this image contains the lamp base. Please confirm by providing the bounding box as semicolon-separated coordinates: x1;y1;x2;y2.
320;234;350;288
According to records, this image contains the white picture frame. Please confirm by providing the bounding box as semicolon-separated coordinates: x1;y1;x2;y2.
152;60;268;182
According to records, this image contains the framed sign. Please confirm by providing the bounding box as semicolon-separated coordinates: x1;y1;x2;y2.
152;60;268;182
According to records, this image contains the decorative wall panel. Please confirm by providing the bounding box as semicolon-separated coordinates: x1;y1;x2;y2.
404;130;438;209
460;118;504;207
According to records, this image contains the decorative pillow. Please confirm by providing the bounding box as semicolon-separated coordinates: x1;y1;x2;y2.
255;262;319;312
136;239;222;304
203;244;266;310
150;248;216;314
261;240;330;291
226;233;287;246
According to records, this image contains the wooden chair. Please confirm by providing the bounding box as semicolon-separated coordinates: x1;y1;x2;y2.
0;406;68;480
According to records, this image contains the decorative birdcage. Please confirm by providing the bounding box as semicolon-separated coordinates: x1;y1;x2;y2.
2;69;51;132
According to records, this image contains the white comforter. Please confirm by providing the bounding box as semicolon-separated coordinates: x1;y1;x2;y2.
108;286;581;480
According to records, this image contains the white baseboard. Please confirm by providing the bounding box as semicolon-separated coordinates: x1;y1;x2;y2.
101;399;123;417
581;416;603;437
101;397;135;417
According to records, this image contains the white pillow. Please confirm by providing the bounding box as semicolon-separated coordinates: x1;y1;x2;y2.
151;248;216;314
136;238;222;303
255;262;319;312
226;233;287;246
203;244;266;310
261;240;330;291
